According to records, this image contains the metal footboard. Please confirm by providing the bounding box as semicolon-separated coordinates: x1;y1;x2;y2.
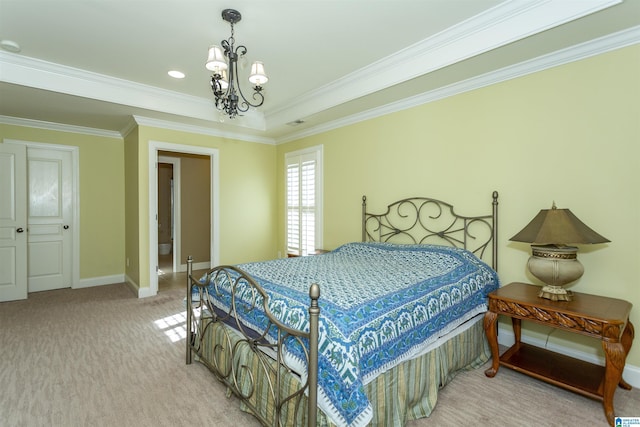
185;256;320;427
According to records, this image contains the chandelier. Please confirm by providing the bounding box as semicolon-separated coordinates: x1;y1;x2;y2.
205;9;268;119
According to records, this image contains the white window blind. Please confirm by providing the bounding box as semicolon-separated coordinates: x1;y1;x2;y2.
286;146;322;256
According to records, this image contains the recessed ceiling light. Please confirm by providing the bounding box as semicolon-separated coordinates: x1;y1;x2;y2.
0;40;21;53
168;70;185;79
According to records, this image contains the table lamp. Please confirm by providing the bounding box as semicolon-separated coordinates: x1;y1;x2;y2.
510;202;610;301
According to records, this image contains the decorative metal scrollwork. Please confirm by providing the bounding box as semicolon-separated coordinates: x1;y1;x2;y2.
186;262;320;426
362;193;498;269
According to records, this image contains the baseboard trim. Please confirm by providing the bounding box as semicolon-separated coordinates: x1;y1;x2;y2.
137;286;156;298
75;273;147;298
497;323;640;388
123;274;140;296
76;274;124;289
123;274;157;298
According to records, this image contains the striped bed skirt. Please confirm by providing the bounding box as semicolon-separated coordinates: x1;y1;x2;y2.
197;314;489;426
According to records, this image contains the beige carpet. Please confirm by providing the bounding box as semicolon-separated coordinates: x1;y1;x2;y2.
0;283;637;427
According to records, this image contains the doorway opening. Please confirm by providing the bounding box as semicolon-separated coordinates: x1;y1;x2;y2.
157;155;179;276
148;141;219;297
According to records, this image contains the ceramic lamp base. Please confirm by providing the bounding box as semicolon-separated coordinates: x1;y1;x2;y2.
528;244;583;302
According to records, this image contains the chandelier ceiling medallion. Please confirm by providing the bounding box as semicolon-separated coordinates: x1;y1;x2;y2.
205;8;268;119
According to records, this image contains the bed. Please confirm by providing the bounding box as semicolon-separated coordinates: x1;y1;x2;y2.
186;191;500;427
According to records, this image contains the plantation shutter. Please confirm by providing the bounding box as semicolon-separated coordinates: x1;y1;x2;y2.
286;148;321;256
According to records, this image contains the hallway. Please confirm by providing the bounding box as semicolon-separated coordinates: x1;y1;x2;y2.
157;253;207;292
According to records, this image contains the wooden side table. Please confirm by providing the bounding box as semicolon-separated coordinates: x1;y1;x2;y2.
483;282;634;426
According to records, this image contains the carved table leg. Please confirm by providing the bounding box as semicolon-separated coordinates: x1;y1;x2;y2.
601;322;633;427
618;321;634;390
512;317;521;345
484;311;500;377
602;341;624;426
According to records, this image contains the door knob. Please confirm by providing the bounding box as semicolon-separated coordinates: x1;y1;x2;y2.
17;228;24;233
63;225;69;230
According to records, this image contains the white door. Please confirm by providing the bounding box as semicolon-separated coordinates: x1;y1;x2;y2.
27;147;73;292
0;143;28;302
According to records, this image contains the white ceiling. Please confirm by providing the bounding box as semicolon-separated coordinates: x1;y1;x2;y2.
1;0;639;143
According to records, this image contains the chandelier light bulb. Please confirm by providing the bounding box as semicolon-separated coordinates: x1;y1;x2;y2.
248;61;268;86
206;45;228;72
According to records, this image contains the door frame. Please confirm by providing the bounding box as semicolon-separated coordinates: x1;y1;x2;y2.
3;139;80;289
148;141;219;297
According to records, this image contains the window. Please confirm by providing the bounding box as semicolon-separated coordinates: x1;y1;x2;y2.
285;146;322;256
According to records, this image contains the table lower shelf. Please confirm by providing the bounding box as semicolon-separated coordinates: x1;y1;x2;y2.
500;342;605;401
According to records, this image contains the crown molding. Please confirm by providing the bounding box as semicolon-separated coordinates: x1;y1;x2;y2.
3;25;636;145
3;24;636;145
276;25;640;144
131;116;275;145
266;0;622;129
0;52;267;132
0;112;275;144
0;114;122;139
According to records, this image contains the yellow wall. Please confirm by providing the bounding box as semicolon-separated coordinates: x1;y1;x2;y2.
0;124;125;280
277;45;640;367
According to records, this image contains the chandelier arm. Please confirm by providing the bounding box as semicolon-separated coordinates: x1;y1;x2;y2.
235;45;247;57
235;83;265;110
229;44;263;111
210;76;225;99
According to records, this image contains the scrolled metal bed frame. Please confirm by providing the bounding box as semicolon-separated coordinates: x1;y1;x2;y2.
186;191;498;427
362;191;499;271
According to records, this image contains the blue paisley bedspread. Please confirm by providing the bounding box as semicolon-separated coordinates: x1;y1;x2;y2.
199;242;499;427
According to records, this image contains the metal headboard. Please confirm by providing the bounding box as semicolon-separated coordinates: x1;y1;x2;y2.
362;191;499;271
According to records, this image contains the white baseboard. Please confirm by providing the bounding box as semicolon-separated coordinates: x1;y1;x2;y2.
75;273;148;298
497;324;640;388
76;274;124;289
137;286;156;298
123;274;157;298
124;274;139;295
